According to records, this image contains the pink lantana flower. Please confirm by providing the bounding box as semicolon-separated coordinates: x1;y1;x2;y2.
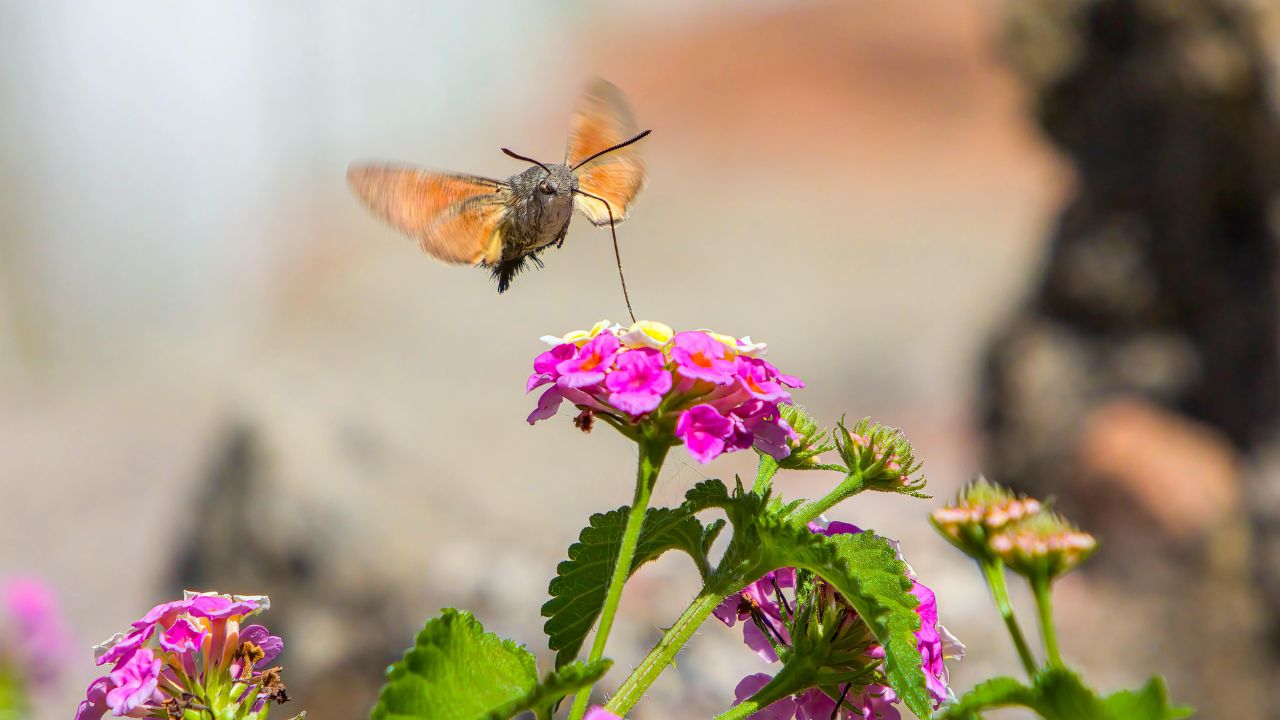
713;568;796;662
676;405;736;464
528;320;803;464
105;648;161;716
1;576;71;694
605;348;672;415
77;591;290;720
556;332;621;388
720;522;961;719
671;331;737;385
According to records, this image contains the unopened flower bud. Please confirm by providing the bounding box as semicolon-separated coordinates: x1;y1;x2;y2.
835;418;926;495
988;511;1097;581
930;476;1042;560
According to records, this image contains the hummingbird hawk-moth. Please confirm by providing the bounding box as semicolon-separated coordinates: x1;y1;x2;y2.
346;78;650;317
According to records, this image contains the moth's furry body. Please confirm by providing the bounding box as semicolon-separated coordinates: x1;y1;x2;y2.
491;163;579;291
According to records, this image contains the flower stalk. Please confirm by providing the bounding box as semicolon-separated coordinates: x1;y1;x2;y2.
1031;575;1063;668
979;558;1037;677
605;590;723;715
568;437;671;720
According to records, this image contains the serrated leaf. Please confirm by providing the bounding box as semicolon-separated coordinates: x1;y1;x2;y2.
490;660;613;720
542;505;708;667
937;676;1035;719
687;479;930;716
371;609;608;720
770;525;931;719
1100;676;1193;719
938;669;1191;720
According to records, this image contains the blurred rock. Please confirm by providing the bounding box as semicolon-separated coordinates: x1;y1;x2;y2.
985;0;1280;716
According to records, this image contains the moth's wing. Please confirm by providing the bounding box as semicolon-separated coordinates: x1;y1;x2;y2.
565;78;646;227
346;164;510;265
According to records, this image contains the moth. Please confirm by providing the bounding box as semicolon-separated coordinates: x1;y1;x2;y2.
347;78;650;317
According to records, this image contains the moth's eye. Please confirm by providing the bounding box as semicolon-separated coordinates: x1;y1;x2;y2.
538;180;555;195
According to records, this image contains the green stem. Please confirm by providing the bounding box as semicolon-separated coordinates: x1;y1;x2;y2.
1031;576;1062;667
568;438;670;720
791;472;865;525
753;454;779;494
710;657;814;720
980;559;1037;677
605;590;723;715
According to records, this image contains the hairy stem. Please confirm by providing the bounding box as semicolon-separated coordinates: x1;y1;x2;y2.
791;472;865;525
568;438;670;720
981;559;1037;677
605;589;723;715
1031;575;1063;667
753;454;779;494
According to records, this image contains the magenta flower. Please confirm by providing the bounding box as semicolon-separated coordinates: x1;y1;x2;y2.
714;568;795;662
676;404;735;464
671;331;737;384
556;332;620;388
527;343;576;392
94;627;153;667
240;625;283;665
736;357;793;402
74;676;111;720
79;592;291;720
105;647;161;715
1;577;70;692
158;617;206;654
527;321;804;465
733;673;798;720
720;522;960;718
584;708;623;720
605;348;672;415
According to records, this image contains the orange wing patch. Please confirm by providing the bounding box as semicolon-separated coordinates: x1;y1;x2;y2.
347;165;509;265
565;79;647;226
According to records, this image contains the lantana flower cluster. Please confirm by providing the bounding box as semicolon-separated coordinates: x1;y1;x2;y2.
527;321;804;464
76;592;288;720
931;477;1096;581
0;577;70;698
988;511;1098;580
718;522;962;719
929;476;1042;559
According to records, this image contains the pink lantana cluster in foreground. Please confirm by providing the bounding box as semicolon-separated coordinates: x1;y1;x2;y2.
1;577;71;695
76;592;287;720
719;522;963;719
528;321;804;464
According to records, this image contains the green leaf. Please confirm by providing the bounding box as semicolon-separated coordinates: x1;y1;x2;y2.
371;609;609;720
542;505;709;667
492;660;613;720
1100;676;1193;720
938;669;1191;720
938;676;1036;719
690;477;930;719
771;525;931;719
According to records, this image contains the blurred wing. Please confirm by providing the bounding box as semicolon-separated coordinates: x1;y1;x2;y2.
565;78;646;226
346;164;509;265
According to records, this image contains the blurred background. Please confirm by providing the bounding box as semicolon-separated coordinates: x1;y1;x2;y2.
2;1;1278;718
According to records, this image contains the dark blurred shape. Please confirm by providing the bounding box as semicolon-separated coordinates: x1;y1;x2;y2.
172;422;407;720
984;0;1280;715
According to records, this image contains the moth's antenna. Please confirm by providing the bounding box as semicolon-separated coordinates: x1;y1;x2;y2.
574;188;636;323
501;148;553;176
570;129;652;171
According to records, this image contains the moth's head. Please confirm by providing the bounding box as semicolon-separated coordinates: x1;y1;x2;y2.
503;148;576;202
536;164;577;200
